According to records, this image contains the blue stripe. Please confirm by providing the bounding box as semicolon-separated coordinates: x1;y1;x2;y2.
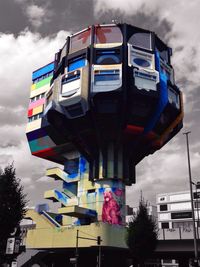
68;58;86;72
32;62;54;80
144;51;168;134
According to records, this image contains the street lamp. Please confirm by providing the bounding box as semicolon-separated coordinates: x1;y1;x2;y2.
183;131;198;264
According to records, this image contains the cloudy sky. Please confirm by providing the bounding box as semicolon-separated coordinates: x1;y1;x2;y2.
0;0;200;209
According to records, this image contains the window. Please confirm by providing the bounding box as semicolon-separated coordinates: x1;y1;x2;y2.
88;189;96;193
30;93;45;103
168;87;180;109
159;197;166;201
160;58;174;83
69;28;91;54
94;69;120;85
128;32;152;50
95;49;121;64
95;25;123;44
62;71;81;96
156;36;169;63
28;113;42;122
161;222;169;229
160;204;168;211
172;221;192;229
62;73;80;84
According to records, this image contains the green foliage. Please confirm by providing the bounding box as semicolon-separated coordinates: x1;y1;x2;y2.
0;164;27;253
126;199;158;265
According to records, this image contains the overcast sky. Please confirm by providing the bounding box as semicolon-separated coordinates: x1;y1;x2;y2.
0;0;200;209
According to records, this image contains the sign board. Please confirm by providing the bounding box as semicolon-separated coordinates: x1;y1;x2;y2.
6;238;15;254
171;212;192;219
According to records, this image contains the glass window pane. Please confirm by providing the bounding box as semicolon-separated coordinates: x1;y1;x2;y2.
168;86;180;109
62;72;80;96
156;37;169;62
160;204;168;211
161;222;169;229
94;70;120;85
96;50;121;64
69;28;91;54
128;32;151;50
95;26;123;44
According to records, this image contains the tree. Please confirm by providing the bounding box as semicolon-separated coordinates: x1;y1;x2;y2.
126;198;158;266
0;164;27;259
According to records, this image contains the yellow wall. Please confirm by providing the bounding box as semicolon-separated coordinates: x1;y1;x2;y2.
26;209;127;249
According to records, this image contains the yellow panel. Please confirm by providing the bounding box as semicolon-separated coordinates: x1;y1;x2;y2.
26;210;127;249
32;105;44;116
26;209;54;230
31;84;36;91
93;64;122;71
62;215;74;226
46;167;62;178
30;84;50;98
44;190;55;200
26;118;42;133
94;43;122;48
46;167;80;183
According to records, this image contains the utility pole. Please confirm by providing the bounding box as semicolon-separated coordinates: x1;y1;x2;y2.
73;231;102;267
183;131;198;264
75;230;79;267
97;236;102;267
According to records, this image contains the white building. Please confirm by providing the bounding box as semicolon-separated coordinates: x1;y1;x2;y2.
157;190;200;229
126;205;157;224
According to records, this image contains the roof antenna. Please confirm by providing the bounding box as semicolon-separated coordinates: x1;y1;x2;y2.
112;19;118;24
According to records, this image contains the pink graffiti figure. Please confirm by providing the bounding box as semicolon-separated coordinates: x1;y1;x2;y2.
102;191;122;225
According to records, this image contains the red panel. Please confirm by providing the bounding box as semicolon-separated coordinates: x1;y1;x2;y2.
145;131;158;141
32;147;57;158
28;109;33;117
125;125;144;135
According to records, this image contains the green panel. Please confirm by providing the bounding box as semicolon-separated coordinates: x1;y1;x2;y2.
35;76;52;89
29;136;54;152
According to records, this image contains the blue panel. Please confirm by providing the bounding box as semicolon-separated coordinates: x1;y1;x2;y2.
68;57;86;72
95;74;119;82
32;62;54;81
26;128;47;141
144;51;168;134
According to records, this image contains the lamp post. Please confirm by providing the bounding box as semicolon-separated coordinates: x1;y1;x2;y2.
183;131;198;263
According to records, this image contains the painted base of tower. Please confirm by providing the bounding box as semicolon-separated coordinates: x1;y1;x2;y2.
26;209;127;249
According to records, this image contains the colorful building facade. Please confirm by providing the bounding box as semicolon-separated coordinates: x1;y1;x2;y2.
25;23;183;250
